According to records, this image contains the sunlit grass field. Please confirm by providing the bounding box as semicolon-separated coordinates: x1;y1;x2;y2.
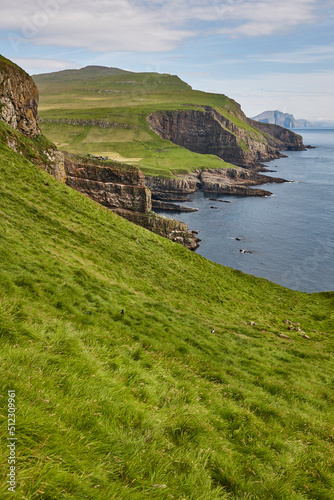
0;121;334;499
33;68;264;177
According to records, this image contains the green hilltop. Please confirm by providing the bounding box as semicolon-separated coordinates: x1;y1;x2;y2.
33;66;266;177
0;109;334;499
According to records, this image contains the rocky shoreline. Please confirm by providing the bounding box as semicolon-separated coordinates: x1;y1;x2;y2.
146;166;288;210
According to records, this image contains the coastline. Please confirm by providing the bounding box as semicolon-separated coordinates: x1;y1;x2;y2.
154;130;334;292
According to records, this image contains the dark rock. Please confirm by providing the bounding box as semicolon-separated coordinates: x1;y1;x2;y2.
64;154;151;214
147;106;305;168
0;55;41;138
146;167;286;201
151;193;192;202
208;198;231;203
152;199;198;212
114;209;200;250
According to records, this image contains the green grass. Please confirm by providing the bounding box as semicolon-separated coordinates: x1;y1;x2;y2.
39;119;233;177
33;68;265;177
0;123;334;499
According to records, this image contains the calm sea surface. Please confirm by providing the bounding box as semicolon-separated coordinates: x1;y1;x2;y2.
157;129;334;293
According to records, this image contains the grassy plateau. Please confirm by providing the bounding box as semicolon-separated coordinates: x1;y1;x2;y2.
0;118;334;499
33;67;265;177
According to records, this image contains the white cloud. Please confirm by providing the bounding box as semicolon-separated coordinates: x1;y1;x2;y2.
11;57;78;74
217;0;317;36
251;44;334;64
2;0;320;54
3;0;193;53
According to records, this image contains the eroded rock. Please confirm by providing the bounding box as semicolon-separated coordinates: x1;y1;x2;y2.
0;55;41;138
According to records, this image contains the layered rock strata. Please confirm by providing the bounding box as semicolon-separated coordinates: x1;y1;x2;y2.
147;106;305;168
146;167;286;201
65;155;151;213
114;209;200;250
152;200;198;212
64;155;199;249
0;56;41;138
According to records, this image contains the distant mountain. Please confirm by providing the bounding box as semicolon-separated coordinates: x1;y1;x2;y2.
312;119;334;128
251;110;313;129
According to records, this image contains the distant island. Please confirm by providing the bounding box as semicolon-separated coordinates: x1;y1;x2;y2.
252;110;334;129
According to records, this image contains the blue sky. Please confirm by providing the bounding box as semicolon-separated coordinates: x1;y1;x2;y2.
1;0;334;120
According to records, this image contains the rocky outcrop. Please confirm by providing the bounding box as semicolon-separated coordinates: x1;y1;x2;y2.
114;209;200;250
0;55;200;251
146;167;286;200
0;55;40;138
64;155;199;248
146;172;200;200
44;149;66;183
152;200;198;212
200;168;285;196
247;119;305;151
64;155;151;213
147;106;305;168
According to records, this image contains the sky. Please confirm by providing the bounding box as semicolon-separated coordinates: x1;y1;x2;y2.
1;0;334;121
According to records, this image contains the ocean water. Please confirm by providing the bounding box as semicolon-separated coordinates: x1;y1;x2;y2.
157;129;334;293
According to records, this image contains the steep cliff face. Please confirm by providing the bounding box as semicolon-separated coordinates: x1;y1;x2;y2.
247;119;305;150
0;55;41;138
0;55;200;251
146;167;286;200
145;172;200;200
64;155;199;248
64;155;152;214
114;209;200;250
147;106;305;168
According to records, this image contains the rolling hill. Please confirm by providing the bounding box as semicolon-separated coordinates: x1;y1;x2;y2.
33;66;304;178
0;56;333;499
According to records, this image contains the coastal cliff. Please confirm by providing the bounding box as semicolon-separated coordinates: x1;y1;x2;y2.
64;155;198;249
147;106;305;169
2;57;307;250
0;55;66;182
114;209;200;249
0;55;41;138
0;55;198;250
64;155;151;213
248;119;306;150
146;167;286;200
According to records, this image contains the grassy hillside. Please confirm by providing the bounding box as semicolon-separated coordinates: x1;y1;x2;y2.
0;121;334;499
33;67;263;177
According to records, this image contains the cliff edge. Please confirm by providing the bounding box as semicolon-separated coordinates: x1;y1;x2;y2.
0;55;41;138
147;106;304;169
0;55;198;250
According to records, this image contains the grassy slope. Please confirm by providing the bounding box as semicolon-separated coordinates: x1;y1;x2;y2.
33;69;262;177
0;122;334;499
